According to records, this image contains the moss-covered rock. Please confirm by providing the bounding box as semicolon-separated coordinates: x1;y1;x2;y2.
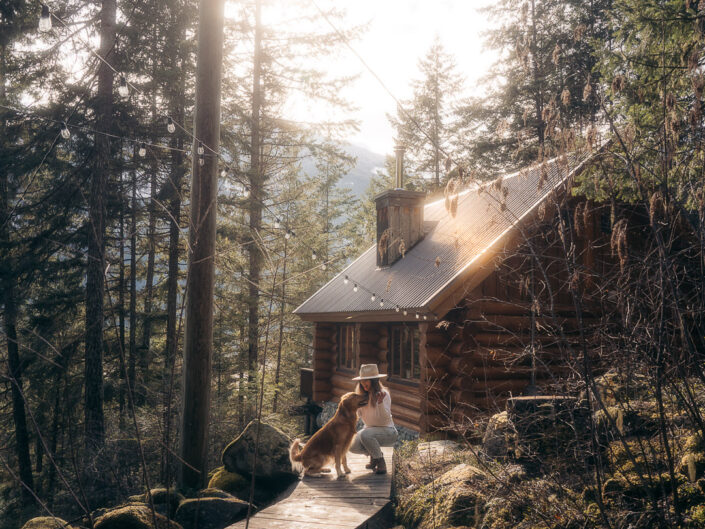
594;403;657;439
197;488;235;499
207;467;247;494
221;420;296;481
94;505;183;529
126;489;184;517
397;463;487;529
482;411;513;459
174;497;248;529
20;517;74;529
679;452;705;482
593;370;652;405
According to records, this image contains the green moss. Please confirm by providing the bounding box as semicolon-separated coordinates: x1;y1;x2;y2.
207;467;247;494
689;504;705;527
397;464;486;529
94;505;183;529
20;518;74;529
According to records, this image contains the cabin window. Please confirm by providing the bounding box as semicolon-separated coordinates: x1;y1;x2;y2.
389;325;420;380
336;324;357;371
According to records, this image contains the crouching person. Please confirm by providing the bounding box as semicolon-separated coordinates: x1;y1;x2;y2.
349;364;398;474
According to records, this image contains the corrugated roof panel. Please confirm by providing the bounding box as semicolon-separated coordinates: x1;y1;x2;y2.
294;150;592;317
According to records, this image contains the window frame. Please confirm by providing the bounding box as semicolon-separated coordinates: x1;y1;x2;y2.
335;324;358;373
387;324;421;383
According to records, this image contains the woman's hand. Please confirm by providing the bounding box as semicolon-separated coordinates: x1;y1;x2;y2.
376;391;385;405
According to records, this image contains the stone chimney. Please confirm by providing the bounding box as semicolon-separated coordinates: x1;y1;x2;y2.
375;146;426;267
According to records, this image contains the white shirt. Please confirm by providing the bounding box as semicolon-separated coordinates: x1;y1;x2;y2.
357;391;394;428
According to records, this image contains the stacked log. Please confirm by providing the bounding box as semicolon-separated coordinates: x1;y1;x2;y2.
312;323;336;401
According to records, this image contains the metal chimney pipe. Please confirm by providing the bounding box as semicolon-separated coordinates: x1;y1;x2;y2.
394;145;405;189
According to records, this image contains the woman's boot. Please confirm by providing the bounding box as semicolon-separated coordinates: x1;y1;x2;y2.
374;458;387;474
365;456;377;469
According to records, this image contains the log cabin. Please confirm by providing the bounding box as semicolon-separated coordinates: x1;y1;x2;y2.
293;146;610;435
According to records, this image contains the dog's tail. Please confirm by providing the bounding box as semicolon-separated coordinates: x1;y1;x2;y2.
289;438;304;472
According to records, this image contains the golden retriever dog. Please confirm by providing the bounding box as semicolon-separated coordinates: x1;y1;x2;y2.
289;392;368;479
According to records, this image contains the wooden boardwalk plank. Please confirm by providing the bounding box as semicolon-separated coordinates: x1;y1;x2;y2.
226;446;394;529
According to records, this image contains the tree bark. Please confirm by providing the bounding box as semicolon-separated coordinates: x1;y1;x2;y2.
0;40;35;508
85;0;116;450
179;0;225;490
247;0;264;386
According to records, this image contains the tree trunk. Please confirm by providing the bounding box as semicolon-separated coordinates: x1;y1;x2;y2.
272;234;288;413
247;0;264;392
162;27;186;486
85;0;116;450
129;152;138;402
118;152;126;430
0;40;35;508
179;0;225;490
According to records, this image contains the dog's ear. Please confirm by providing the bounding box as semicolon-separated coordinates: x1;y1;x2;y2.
337;396;351;418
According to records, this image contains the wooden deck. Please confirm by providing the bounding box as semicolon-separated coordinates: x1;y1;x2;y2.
227;446;394;529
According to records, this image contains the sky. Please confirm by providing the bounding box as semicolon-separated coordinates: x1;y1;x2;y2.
317;0;498;155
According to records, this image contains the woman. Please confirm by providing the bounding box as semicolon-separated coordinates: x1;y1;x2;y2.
349;364;398;474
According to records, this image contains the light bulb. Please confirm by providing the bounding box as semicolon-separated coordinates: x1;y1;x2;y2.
118;75;129;99
167;117;175;134
60;124;70;140
243;189;250;198
415;313;420;319
274;218;280;229
312;251;317;260
198;154;204;166
353;284;358;292
379;299;384;307
39;5;52;32
285;230;291;240
197;142;204;155
138;143;146;157
423;315;428;320
403;310;408;316
395;306;400;313
370;293;376;302
221;166;229;178
321;263;327;271
343;275;349;285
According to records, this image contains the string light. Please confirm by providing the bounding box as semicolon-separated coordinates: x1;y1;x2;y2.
353;284;358;292
395;306;400;313
403;310;408;316
343;275;349;285
415;313;420;319
167;117;175;134
118;75;129;99
274;218;281;229
321;263;327;271
39;4;52;32
379;299;384;307
198;154;205;166
423;314;428;320
285;230;291;240
60;123;70;140
311;251;317;260
197;142;204;155
138;143;146;157
370;293;376;302
221;166;229;178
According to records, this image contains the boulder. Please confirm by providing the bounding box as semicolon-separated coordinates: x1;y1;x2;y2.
397;463;487;529
221;420;297;481
593;403;657;439
94;504;183;529
174;497;248;529
208;467;248;495
128;489;184;518
482;411;513;458
21;517;74;529
198;488;236;499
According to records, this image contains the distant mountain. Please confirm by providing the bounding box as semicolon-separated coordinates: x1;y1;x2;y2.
301;143;387;200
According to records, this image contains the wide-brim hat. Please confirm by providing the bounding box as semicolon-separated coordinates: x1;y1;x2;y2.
352;363;387;381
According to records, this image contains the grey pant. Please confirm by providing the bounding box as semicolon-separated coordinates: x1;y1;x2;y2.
349;426;398;459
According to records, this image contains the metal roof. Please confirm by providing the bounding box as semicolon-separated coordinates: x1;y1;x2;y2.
294;149;594;320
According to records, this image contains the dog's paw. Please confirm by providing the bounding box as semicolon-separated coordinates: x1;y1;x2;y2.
336;473;348;480
344;467;352;474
